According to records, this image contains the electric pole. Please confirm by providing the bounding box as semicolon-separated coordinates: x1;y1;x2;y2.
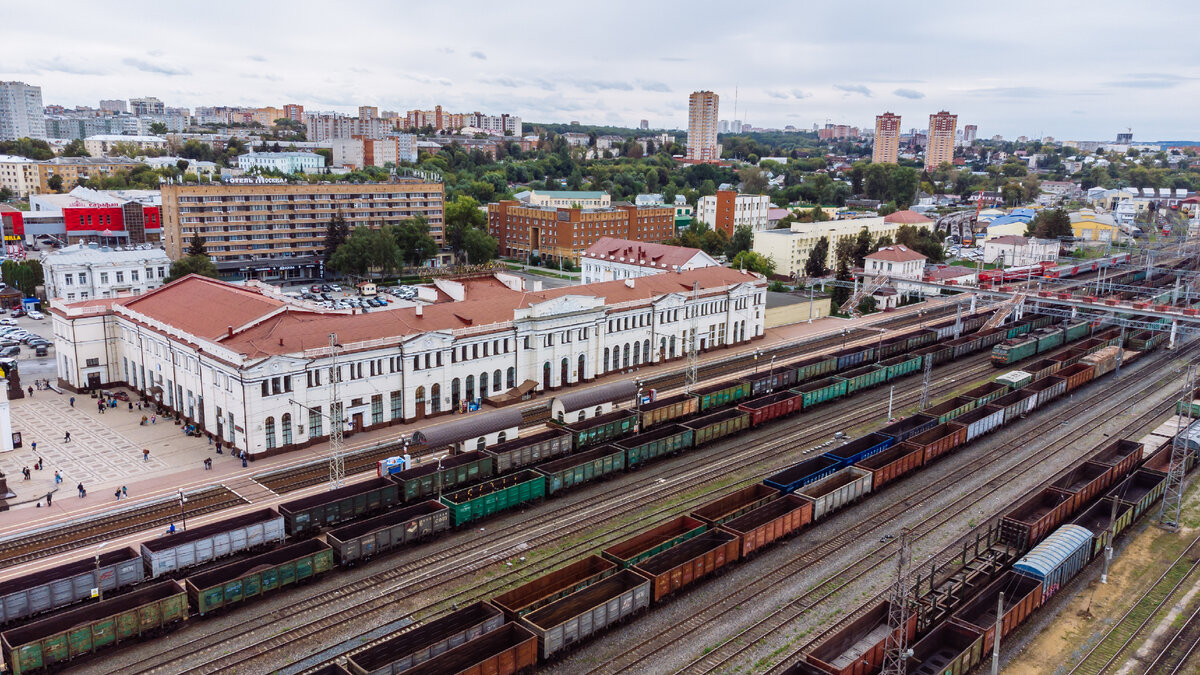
328;332;345;489
881;529;912;675
919;354;933;410
685;281;699;394
1160;364;1195;529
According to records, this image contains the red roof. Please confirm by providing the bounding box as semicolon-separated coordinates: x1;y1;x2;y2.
883;210;934;224
581;237;708;270
866;245;927;263
122;275;286;340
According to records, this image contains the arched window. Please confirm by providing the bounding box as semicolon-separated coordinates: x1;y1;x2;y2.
670;335;676;357
494;369;502;392
561;357;570;385
660;337;666;358
476;437;486;451
430;383;441;413
633;341;640;365
595;406;603;417
466;375;475;401
557;410;565;422
643;340;650;362
578;354;586;380
451;378;461;407
264;416;276;450
480;371;489;397
281;413;292;445
507;367;516;388
497;431;507;443
543;362;552;389
623;343;630;367
415;386;426;409
603;347;610;372
578;411;586;421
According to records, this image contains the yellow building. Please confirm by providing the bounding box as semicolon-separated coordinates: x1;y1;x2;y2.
1069;210;1119;242
35;157;143;193
753;216;902;279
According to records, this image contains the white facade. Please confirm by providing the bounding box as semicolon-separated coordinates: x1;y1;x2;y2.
83;135;168;157
236;151;324;174
863;246;927;295
0;155;39;198
52;270;766;456
697;192;772;232
42;244;171;300
579;239;720;284
982;237;1058;267
0;81;46;141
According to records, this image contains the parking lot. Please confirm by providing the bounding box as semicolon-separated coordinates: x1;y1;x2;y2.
288;281;416;310
0;309;57;384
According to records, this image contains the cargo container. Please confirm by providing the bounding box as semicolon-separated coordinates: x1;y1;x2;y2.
719;494;813;557
1013;524;1093;601
1025;358;1062;383
141;508;285;578
745;366;799;397
1;580;187;675
796;467;873;521
535;444;626;496
878;354;923;381
738;390;804;426
440;471;546;527
763;455;841;494
688;380;752;412
1108;469;1168;520
835;365;887;395
344;602;505;675
185;539;333;616
854;442;925;491
995;370;1032;390
279;478;399;537
920;396;976;424
1056;363;1095;392
960;381;1008;408
601;515;707;568
681;408;750;446
520;569;651;661
553;409;638;449
617;424;694;469
831;345;874;371
877;414;937;444
992;389;1037;425
691;484;778;526
383;622;538;675
999;488;1076;549
1088;438;1144;479
1070;497;1134;559
904;622;985;675
793;377;848;410
805;600;917;675
633;529;740;602
483;430;572;475
948;570;1042;654
1027;376;1067;408
823;433;894;469
902;422;968;463
0;548;143;626
492;556;617;619
949;404;1005;443
635;393;699;430
1050;461;1114;515
793;355;839;383
327;501;450;566
388;453;494;504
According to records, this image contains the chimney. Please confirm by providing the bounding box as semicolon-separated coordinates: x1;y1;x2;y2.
415;304;423;317
278;338;284;346
534;280;543;291
226;325;233;338
625;278;635;288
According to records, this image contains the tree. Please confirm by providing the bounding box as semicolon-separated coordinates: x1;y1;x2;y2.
1030;208;1074;239
149;122;168;135
726;225;754;258
393;216;439;266
330;227;400;277
0;138;54;160
164;255;219;283
107;141;143;158
856;295;878;315
322;212;350;265
460;227;498;264
804;236;830;278
186;233;207;257
61;139;89;157
730;250;776;277
895;224;946;262
0;259;43;296
445;195;489;261
739;166;769;194
47;174;64;193
852;226;874;267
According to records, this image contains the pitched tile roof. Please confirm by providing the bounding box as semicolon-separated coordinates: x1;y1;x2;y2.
866;245;927;263
121;275;286;340
581;237;708;270
883;209;934;224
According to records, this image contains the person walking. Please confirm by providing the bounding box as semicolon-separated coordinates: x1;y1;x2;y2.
54;470;61;484
21;467;29;480
77;482;85;498
142;448;150;462
241;453;248;468
26;386;32;397
216;441;223;454
114;488;121;501
62;431;70;443
34;457;42;470
121;486;127;498
30;441;36;454
150;415;156;424
69;396;74;407
45;492;51;507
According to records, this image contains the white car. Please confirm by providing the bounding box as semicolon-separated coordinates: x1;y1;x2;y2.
26;311;44;320
0;319;16;326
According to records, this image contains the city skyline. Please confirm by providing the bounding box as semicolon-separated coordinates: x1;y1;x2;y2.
4;1;1199;140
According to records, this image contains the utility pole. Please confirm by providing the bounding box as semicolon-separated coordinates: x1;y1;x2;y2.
1114;325;1126;377
685;281;699;394
881;529;912;675
328;332;345;489
954;302;962;339
1160;364;1195;529
1102;481;1124;583
919;354;933;410
990;592;1005;675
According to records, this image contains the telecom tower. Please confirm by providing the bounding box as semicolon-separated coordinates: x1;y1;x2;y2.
328;333;345;489
881;529;912;675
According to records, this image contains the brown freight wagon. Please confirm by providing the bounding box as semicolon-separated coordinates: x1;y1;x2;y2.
1025;358;1062;382
948;570;1043;653
1048;347;1087;368
491;555;617;619
601;515;707;568
719;494;813;557
1050;461;1115;514
901;422;968;463
632;529;740;602
806;600;918;675
1055;362;1095;392
344;601;505;675
636;393;699;430
999;487;1076;549
375;622;538;675
690;483;777;526
737;389;804;427
1088;438;1143;479
854;442;925;491
904;622;985;675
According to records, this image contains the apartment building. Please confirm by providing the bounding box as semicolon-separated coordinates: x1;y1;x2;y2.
522;190;610;208
83;135;169;157
331;135;418;168
0;155;39;198
686;91;720;162
873;112;901;164
129;97;165;116
696;190;770;236
283;104;304;122
305;114;392;142
752;216;902;279
42;243;171;300
35;157;143;193
0;81;46;140
488;200;674;265
925;111;958;170
160;179;445;281
403;105;521;136
236;151;325;174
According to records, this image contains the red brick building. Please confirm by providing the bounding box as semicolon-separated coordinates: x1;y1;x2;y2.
488;201;675;265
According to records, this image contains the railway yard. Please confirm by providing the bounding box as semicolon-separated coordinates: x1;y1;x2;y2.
4;252;1200;675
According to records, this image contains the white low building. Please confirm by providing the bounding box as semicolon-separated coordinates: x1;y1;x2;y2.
42;243;171;301
236;151;324;174
697;190;771;233
579;237;720;284
83;135;168;157
51;268;766;456
982;236;1058;267
863;245;927;297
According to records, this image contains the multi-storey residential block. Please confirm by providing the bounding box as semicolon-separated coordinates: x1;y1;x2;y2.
0;155;39;198
282;104;304;122
83;135;168;157
160;179;445;281
873;112;901;164
128;97;165;116
522;190;610;208
99;99;127;114
0;81;46;140
817;124;860;140
358;106;378;119
687;91;720;162
236;151;325;174
697;190;770;236
403;106;521;136
304;114;391;141
925;110;958;170
962;124;978;146
752;216;905;278
35;157;143;194
488;200;674;266
331;135;418;168
42;243;171;301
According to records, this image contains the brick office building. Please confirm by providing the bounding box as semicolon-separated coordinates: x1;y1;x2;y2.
488;200;675;266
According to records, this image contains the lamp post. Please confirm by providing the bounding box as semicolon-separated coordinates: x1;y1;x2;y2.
753;351;760;375
178;489;187;531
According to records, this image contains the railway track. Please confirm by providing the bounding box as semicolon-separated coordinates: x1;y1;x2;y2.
0;486;244;570
115;344;996;674
596;342;1194;674
1146;596;1200;674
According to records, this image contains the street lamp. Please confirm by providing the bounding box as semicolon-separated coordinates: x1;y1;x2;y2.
178;489;187;531
753;351;760;374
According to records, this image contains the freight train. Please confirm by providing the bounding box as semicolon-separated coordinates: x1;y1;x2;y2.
0;311;1158;674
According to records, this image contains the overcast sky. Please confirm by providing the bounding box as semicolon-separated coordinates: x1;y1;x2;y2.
6;1;1200;141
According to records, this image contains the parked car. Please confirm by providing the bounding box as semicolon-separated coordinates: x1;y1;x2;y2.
0;318;16;326
26;310;43;320
329;284;342;292
11;309;26;318
0;346;20;357
310;285;322;293
34;345;48;357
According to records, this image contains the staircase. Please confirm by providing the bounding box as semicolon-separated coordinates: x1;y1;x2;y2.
840;275;889;317
981;293;1026;331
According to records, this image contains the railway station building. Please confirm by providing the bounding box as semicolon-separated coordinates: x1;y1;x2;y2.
49;267;767;458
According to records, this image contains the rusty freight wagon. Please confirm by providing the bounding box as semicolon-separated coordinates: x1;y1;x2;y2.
361;622;538;675
738;389;804;426
601;515;707;568
632;529;740;602
719;494;813;557
691;484;778;526
344;601;505;675
854;442;925;491
681;408;749;446
1088;439;1143;479
805;600;917;675
901;422;968;463
492;556;617;619
1049;461;1115;515
999;487;1076;549
947;570;1042;654
1055;363;1095;392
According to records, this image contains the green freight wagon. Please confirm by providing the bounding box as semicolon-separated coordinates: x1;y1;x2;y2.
440;470;545;527
278;477;399;537
534;445;626;496
1065;320;1090;342
184;540;333;616
388;451;495;503
960;381;1008;407
688;380;752;412
553;410;638;449
836;364;887;395
682;408;750;446
793;354;839;383
793;377;848;409
879;354;923;382
1;580;187;675
617;424;694;469
920;396;976;424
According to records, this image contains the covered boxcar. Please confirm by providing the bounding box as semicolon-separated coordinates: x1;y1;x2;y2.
1012;524;1093;602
